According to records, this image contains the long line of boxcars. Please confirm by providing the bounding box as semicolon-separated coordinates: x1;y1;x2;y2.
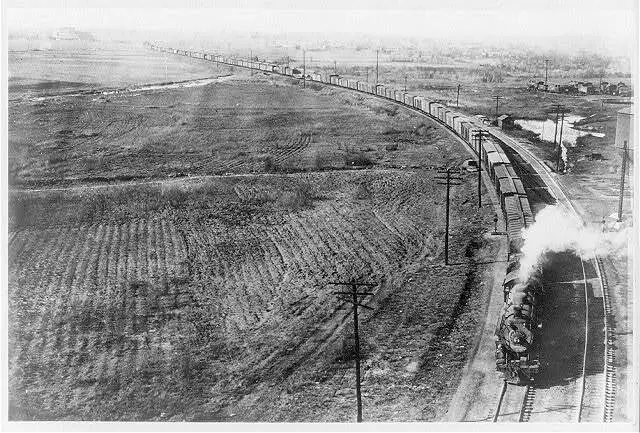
147;43;543;384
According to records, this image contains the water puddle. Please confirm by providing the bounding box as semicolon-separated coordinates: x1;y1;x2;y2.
514;115;605;146
515;114;605;172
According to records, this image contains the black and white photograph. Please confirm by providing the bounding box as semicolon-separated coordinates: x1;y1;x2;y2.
2;0;638;429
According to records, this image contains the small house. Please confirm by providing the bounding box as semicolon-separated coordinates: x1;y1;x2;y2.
498;114;515;130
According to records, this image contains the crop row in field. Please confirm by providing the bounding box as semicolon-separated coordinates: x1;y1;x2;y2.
8;169;488;420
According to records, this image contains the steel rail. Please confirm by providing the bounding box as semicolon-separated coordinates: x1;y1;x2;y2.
595;256;617;422
576;258;589;422
492;380;508;422
519;384;536;422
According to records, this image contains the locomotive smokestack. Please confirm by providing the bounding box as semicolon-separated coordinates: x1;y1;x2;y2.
518;205;630;282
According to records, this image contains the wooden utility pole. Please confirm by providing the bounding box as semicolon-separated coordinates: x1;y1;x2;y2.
456;84;461;107
303;49;306;88
617;140;629;221
550;104;569;171
472;130;489;208
404;75;407;92
557;110;566;172
436;168;463;265
553;110;560;145
492;95;502;124
330;280;376;423
375;49;379;85
334;60;337;74
250;49;253;76
544;59;550;87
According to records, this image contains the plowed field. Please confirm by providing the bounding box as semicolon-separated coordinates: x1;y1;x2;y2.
9;54;500;421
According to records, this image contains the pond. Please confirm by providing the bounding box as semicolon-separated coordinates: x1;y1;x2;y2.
514;115;606;172
514;115;605;147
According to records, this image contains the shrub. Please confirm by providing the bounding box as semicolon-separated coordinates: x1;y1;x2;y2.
277;182;316;210
313;152;332;170
354;181;372;200
372;104;398;117
344;151;374;167
48;153;65;165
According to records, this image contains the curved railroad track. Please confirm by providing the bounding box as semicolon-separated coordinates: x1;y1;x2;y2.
595;256;617;422
150;45;621;422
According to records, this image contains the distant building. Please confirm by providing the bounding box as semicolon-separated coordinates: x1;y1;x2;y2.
498;114;515;130
618;82;632;97
577;82;596;94
52;27;95;41
614;107;633;151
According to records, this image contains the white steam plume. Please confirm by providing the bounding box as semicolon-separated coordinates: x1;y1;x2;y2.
518;205;629;281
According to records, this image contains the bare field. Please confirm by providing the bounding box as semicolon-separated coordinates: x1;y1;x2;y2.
9;73;464;188
9;44;222;92
9;170;496;421
9;51;499;421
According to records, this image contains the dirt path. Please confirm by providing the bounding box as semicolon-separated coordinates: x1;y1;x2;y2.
443;163;509;422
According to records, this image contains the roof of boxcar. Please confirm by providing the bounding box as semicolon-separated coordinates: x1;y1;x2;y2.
513;178;526;195
488;152;505;165
493;164;510;180
499;177;517;194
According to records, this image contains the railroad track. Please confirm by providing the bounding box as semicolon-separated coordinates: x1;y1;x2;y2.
492;381;535;423
596;256;617;422
489;129;616;423
519;384;536;422
576;257;590;423
148;47;621;422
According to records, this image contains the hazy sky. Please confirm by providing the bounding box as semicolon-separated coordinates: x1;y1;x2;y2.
6;0;638;55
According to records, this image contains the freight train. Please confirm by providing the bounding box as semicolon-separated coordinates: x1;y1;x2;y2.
146;42;543;384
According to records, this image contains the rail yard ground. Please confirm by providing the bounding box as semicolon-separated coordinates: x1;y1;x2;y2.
8;46;503;421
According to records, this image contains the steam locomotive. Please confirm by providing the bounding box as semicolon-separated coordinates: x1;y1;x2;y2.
495;254;543;384
146;42;542;384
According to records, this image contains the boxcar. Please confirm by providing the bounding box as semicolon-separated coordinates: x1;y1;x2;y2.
520;197;534;227
503;195;525;253
497;177;518;205
404;94;414;106
513;178;526;197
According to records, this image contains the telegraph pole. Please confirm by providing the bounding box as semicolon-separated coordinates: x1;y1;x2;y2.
550;104;568;171
330;280;376;423
472;130;489;208
404;75;407;92
492;95;502;124
552;108;560;145
436;168;463;265
375;49;379;85
617;140;629;221
365;68;368;83
334;60;337;74
250;49;253;76
456;84;461;107
557;110;565;171
303;49;306;88
544;59;550;87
